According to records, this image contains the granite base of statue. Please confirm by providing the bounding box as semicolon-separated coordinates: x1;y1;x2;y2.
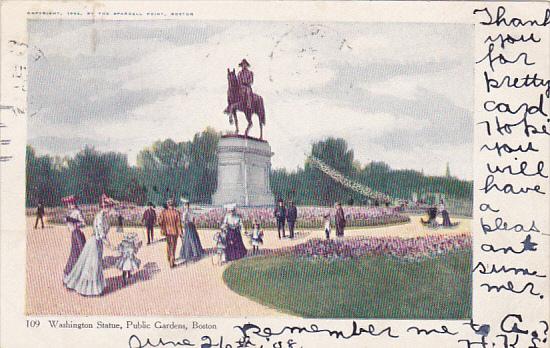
212;135;275;207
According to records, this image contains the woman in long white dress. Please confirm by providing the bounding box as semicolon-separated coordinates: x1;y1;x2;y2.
64;201;113;296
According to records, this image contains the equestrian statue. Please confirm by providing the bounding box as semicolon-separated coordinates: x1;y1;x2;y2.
224;59;266;140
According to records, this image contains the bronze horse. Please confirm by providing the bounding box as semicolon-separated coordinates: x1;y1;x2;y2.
224;69;266;140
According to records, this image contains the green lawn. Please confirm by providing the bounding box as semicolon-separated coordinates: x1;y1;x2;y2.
223;249;472;319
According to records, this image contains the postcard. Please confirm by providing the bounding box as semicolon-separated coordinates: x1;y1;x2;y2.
0;1;548;347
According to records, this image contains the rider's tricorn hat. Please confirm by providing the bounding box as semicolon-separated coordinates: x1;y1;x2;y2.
238;59;251;68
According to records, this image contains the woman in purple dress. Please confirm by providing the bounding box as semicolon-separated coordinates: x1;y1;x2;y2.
179;201;204;262
220;204;247;261
63;198;86;277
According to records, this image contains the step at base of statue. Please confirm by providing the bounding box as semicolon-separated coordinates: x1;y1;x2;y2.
212;135;275;207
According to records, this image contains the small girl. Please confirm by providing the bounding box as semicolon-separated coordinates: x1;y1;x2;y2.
115;233;142;283
250;221;264;254
323;214;331;240
212;229;227;266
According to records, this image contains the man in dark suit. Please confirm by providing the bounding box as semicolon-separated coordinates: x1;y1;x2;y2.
34;201;45;229
335;202;346;237
273;199;286;239
286;200;297;239
142;202;157;245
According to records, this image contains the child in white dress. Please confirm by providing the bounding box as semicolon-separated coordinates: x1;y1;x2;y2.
115;233;142;283
212;230;227;266
323;214;331;240
250;221;264;255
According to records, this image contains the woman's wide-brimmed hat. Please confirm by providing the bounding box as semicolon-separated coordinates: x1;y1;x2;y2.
238;59;250;68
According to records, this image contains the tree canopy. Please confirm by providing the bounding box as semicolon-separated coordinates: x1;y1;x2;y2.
26;133;472;207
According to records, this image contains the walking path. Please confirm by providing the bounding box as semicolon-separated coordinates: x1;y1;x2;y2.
25;216;470;316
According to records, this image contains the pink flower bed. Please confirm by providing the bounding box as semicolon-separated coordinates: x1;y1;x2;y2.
290;233;471;262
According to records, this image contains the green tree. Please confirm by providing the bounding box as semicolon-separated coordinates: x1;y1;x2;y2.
135;129;220;205
26;145;61;206
136;139;190;205
26;134;472;208
187;127;220;203
66;146;112;204
270;139;473;206
304;137;356;205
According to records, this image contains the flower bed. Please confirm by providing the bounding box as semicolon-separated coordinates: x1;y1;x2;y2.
290;233;471;262
30;205;409;229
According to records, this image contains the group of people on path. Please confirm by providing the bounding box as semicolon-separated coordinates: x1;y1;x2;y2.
273;199;347;240
152;199;205;268
273;199;298;239
59;195;250;297
63;195;114;296
323;202;346;239
60;195;206;297
421;199;457;228
153;200;250;266
54;193;351;297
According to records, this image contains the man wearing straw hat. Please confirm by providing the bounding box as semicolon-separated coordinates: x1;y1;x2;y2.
158;199;181;268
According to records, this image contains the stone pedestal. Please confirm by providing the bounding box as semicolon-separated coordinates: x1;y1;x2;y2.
212;136;275;207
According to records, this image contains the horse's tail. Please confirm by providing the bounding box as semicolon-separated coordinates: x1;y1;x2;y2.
256;96;266;126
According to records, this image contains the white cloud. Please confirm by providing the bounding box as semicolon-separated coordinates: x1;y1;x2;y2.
31;23;167;60
344;24;472;64
363;64;473;110
29;20;473;179
365;76;421;100
94;88;428;170
112;23;337;96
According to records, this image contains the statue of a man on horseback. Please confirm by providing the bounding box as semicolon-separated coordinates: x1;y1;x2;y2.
224;59;266;140
238;59;254;109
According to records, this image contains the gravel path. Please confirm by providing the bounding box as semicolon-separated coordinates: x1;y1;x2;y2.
25;216;470;316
